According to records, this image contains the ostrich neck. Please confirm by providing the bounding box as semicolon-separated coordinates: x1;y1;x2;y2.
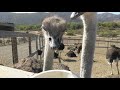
43;39;54;71
80;13;97;78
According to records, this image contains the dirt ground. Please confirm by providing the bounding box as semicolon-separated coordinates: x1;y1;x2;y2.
1;35;120;78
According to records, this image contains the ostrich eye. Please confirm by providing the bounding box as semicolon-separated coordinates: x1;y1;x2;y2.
49;38;52;41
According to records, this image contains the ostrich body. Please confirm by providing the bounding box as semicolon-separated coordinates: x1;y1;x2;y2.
41;16;66;71
106;45;120;75
66;50;77;57
70;12;97;78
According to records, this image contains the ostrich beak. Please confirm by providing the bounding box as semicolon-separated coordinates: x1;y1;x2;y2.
70;12;85;19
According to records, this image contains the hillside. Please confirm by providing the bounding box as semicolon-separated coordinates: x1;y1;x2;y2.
0;12;120;25
0;12;77;25
97;12;120;22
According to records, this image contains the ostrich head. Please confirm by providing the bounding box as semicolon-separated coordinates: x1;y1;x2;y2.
70;12;85;19
41;16;66;50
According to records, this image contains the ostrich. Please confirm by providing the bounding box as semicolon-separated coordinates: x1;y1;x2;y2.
65;50;77;57
106;45;120;75
41;16;67;71
70;12;97;78
14;57;43;73
76;43;82;54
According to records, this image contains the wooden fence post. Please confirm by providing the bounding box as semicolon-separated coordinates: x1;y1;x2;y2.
11;26;18;64
41;36;44;58
28;37;32;56
107;40;110;52
36;36;38;59
39;36;42;60
11;37;18;64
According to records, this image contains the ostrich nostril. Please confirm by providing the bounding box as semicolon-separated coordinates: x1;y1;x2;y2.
49;38;52;41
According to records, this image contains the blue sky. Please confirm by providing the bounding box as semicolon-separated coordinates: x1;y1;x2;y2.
11;12;120;15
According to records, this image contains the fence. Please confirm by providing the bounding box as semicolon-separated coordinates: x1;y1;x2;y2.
1;29;120;65
63;36;120;50
0;30;44;65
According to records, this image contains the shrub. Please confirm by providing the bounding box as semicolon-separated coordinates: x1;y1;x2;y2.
66;30;76;36
67;22;83;30
15;24;41;31
98;30;119;37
